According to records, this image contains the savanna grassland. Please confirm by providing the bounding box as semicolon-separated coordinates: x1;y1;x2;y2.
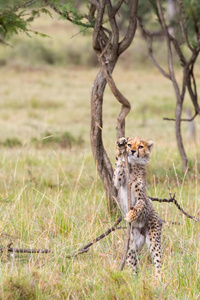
0;13;199;300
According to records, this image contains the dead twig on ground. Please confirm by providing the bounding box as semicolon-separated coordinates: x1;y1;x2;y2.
0;242;52;254
66;215;123;258
6;248;52;253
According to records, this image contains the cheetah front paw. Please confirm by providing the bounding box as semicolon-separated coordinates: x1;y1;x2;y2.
125;207;137;223
116;137;127;156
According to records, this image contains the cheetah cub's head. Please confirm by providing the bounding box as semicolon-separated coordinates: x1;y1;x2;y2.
126;137;153;165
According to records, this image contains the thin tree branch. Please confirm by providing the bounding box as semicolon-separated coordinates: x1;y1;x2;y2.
170;36;186;66
156;0;179;92
178;0;194;52
113;0;125;15
92;0;106;51
0;244;52;253
44;0;69;18
118;0;138;55
106;0;119;57
190;67;198;100
150;195;199;222
66;215;123;258
138;19;171;80
99;27;112;58
99;58;131;138
89;0;99;7
163;112;198;122
186;51;200;114
44;0;93;28
120;152;131;271
190;5;200;45
15;0;39;11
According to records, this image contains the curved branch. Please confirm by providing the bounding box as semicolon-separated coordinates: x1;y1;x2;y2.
106;0;119;58
186;52;200;114
138;19;171;80
150;195;199;222
90;63;118;210
170;36;186;66
118;0;138;55
99;27;112;58
99;58;131;138
92;0;105;51
113;0;125;15
163;112;198;122
178;0;194;52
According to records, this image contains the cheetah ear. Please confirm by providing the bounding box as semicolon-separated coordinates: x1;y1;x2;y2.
147;140;154;152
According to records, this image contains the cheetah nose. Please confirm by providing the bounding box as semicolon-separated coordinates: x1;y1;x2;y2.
131;150;136;155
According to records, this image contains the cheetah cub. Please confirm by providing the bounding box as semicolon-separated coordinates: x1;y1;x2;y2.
113;137;162;278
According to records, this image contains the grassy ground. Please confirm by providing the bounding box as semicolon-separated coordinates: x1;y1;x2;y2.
0;12;199;300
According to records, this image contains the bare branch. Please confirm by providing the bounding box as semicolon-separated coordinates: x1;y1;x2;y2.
99;27;112;58
186;51;200;114
106;0;119;57
113;0;125;15
163;112;198;122
170;35;186;66
178;0;194;52
0;245;51;253
89;0;99;7
156;0;178;88
66;216;123;258
190;5;200;46
138;19;171;80
150;195;199;222
99;58;131;138
92;0;105;51
118;0;138;55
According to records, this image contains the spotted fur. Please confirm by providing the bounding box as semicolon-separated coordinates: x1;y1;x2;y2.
113;137;162;278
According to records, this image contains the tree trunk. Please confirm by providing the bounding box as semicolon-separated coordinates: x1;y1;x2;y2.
90;62;118;211
175;102;188;171
90;0;138;212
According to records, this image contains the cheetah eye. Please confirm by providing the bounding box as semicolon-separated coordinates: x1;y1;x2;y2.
138;145;143;150
127;144;132;147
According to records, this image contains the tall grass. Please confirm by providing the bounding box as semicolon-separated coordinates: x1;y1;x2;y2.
0;145;199;299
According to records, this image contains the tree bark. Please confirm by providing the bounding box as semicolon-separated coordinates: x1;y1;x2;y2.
91;62;118;211
175;102;188;171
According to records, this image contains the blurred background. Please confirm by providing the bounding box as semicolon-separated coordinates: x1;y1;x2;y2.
0;0;199;155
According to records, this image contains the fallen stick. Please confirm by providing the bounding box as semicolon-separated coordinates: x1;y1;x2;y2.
66;215;123;258
0;243;52;253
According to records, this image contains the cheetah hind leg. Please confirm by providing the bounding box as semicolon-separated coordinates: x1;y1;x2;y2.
146;226;162;280
126;228;145;274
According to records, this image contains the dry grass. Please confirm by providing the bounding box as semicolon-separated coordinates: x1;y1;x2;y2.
0;11;199;300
